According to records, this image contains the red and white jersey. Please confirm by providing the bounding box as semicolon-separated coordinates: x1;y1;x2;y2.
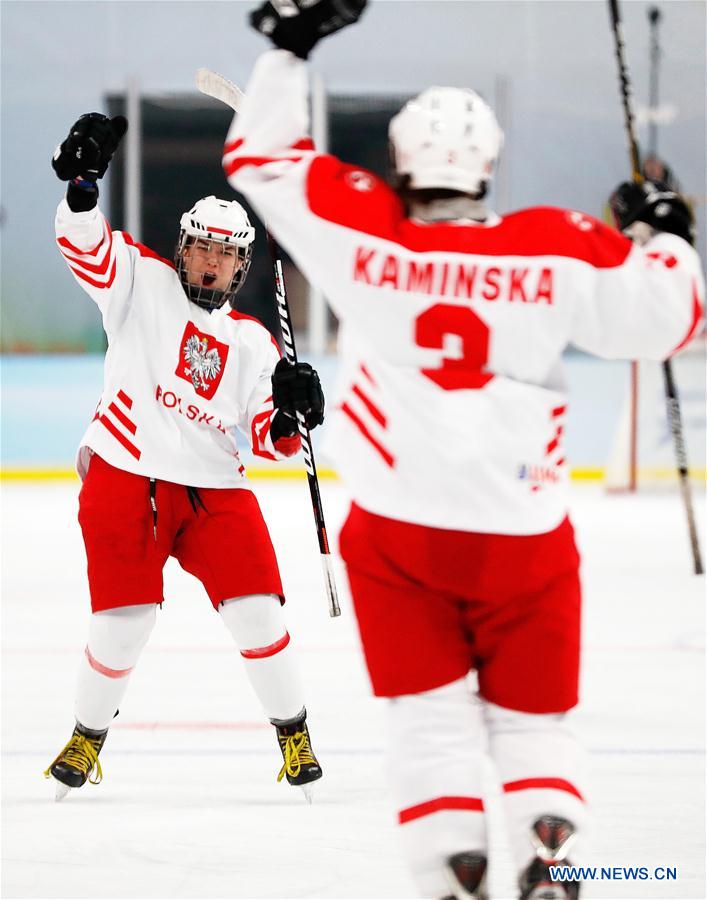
223;50;704;535
56;198;299;488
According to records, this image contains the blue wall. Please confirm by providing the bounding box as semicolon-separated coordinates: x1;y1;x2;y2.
1;353;631;472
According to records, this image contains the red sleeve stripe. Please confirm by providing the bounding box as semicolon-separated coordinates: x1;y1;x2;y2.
69;258;117;290
359;363;377;386
223;136;313;157
398;796;484;824
85;645;133;679
352;383;387;427
341;402;394;468
223;153;308;179
59;224;113;273
108;402;137;435
240;631;290;660
551;405;567;418
57;222;110;258
503;777;584;802
546;426;563;457
224;138;245;155
60;236;113;276
117;390;133;409
251;408;277;460
668;280;704;357
97;413;141;460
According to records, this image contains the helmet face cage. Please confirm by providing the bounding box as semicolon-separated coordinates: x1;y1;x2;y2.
175;232;253;311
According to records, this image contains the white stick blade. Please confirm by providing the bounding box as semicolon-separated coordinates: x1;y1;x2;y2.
194;68;245;113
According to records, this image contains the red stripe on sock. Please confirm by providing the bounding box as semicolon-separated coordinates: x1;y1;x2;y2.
503;778;584;801
85;645;133;679
398;796;484;824
240;631;290;660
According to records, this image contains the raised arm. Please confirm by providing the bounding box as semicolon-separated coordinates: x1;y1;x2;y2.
571;183;704;360
53;113;135;336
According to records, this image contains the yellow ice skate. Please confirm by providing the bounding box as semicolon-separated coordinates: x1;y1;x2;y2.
44;723;107;801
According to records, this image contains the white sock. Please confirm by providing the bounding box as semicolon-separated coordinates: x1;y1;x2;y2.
484;701;589;872
75;604;157;731
386;678;487;898
219;594;305;722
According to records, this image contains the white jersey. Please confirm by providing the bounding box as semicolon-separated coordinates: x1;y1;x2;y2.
56;198;296;487
224;50;704;535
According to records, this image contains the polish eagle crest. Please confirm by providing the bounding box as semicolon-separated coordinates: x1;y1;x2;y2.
183;334;222;391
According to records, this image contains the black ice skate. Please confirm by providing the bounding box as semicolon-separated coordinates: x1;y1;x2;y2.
443;851;489;900
272;709;322;803
519;815;579;900
44;722;108;802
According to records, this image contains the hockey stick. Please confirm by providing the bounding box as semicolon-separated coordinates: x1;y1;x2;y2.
607;0;704;575
195;67;342;614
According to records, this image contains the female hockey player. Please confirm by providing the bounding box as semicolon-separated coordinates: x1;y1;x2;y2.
45;112;325;802
221;1;705;897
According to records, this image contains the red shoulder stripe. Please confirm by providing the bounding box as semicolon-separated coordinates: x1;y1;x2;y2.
122;232;175;269
304;157;631;268
227;310;281;355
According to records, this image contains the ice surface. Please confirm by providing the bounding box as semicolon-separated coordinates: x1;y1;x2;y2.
1;480;704;899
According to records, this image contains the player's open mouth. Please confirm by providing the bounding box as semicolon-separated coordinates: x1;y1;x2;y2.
202;273;217;287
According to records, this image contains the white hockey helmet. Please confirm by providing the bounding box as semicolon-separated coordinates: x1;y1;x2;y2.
176;196;255;311
389;87;504;195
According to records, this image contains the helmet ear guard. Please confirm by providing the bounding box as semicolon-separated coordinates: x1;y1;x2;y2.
389;87;503;197
175;196;255;311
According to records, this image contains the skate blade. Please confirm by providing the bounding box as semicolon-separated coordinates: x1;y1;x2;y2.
53;780;71;802
300;783;315;804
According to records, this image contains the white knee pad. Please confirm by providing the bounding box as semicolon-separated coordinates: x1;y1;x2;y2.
76;603;157;731
219;594;285;650
87;603;157;669
220;594;304;722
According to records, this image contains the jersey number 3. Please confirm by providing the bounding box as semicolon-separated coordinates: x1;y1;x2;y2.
415;303;493;390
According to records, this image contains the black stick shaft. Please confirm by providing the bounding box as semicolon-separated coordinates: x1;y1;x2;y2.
267;233;342;614
608;0;703;575
648;7;661;156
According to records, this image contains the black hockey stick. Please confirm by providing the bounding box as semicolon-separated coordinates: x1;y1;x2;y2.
196;68;342;614
607;0;703;575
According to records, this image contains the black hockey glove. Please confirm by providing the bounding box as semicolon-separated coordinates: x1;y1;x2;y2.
250;0;367;60
609;180;694;245
271;358;325;439
53;113;128;212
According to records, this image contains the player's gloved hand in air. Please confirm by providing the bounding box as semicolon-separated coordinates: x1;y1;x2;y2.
52;113;128;212
250;0;367;60
609;180;694;245
271;358;325;440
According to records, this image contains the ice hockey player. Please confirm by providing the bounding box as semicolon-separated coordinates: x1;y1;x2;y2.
224;1;704;896
45;112;325;802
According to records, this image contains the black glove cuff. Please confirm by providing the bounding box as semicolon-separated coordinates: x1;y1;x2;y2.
66;179;99;212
